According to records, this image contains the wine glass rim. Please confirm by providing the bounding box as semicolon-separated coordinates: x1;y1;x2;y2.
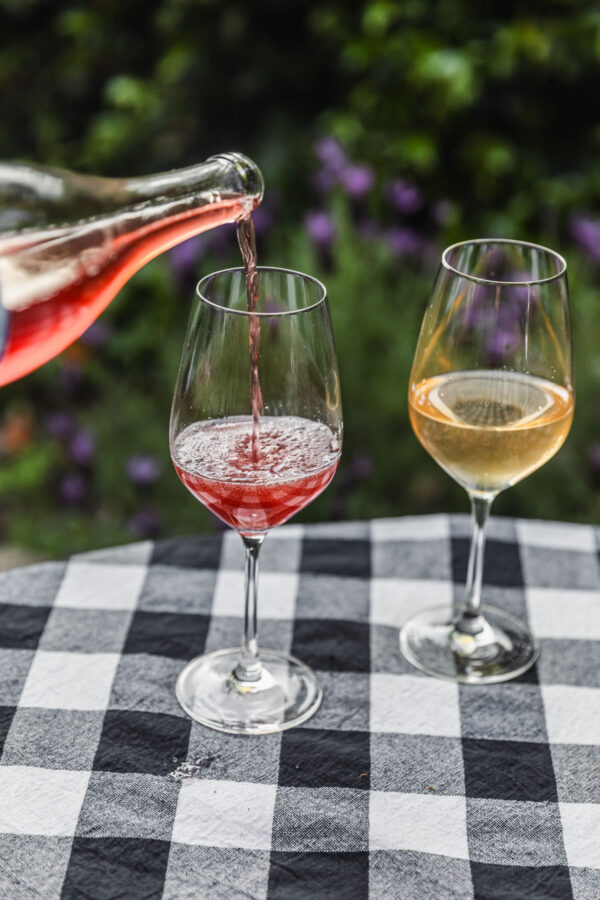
441;238;567;286
195;266;328;317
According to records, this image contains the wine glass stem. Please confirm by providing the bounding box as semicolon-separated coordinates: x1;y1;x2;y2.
234;536;264;683
458;494;493;632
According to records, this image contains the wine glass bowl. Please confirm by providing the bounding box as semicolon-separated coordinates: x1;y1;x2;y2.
170;266;342;732
401;239;574;684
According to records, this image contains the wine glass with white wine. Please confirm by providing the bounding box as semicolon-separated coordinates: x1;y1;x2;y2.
401;239;574;683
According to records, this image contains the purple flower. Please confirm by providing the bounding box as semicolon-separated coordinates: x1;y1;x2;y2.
482;248;509;279
484;327;520;364
304;211;336;249
251;205;274;236
69;430;95;466
462;280;534;345
45;411;76;441
59;472;87;506
264;298;283;338
169;235;205;279
312;138;348;194
265;298;284;315
386;227;422;257
463;283;494;329
126;454;162;487
312;167;339;194
81;321;112;348
340;164;375;199
128;506;161;538
502;276;534;306
170;228;235;287
570;215;600;263
314;137;347;173
387;179;423;214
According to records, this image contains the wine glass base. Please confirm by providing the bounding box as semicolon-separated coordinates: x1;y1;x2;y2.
399;604;539;684
176;648;322;734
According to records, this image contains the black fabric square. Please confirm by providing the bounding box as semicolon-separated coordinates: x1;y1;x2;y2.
291;619;369;673
62;837;170;900
510;662;540;684
93;710;191;776
0;706;15;756
300;539;370;579
0;604;50;649
451;538;524;588
278;728;369;790
462;738;558;802
267;851;369;900
151;534;222;569
471;862;573;900
123;610;209;659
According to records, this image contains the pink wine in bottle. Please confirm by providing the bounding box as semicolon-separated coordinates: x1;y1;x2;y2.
0;199;248;387
0;152;263;386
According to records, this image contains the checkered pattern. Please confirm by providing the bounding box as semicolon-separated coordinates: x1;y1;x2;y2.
0;516;598;899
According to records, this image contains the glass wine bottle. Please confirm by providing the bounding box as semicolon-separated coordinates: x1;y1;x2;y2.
0;152;263;385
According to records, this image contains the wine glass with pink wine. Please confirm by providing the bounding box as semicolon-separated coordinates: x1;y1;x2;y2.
401;239;574;683
170;266;342;733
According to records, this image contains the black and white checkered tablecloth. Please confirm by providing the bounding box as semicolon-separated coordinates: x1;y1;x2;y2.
0;514;598;899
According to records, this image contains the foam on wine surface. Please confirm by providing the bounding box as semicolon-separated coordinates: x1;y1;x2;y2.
172;415;340;535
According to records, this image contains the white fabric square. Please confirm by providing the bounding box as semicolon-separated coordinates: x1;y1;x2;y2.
212;570;298;621
217;531;245;573
370;578;453;627
527;588;600;640
19;651;120;710
370;673;461;737
75;541;153;566
371;515;449;543
172;779;277;849
0;766;90;836
219;529;303;576
542;685;600;745
370;791;468;858
560;802;600;868
516;520;596;553
55;562;147;611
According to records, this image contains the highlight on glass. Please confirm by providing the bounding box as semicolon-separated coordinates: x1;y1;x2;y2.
401;239;573;683
170;266;342;733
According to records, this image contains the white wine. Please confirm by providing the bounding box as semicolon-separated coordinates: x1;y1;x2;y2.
409;370;573;494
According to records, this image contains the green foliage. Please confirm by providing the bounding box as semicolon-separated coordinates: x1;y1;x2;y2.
1;0;600;555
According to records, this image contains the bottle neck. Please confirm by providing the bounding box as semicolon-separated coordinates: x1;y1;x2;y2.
0;153;263;233
123;153;264;208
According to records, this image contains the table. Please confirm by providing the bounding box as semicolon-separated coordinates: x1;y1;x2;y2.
0;515;598;899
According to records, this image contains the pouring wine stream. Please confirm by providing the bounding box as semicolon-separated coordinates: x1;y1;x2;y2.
236;214;263;463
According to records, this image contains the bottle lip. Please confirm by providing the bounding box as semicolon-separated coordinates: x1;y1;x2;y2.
196;266;328;318
207;152;264;202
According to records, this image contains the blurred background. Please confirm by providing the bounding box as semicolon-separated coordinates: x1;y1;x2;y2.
1;0;600;560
